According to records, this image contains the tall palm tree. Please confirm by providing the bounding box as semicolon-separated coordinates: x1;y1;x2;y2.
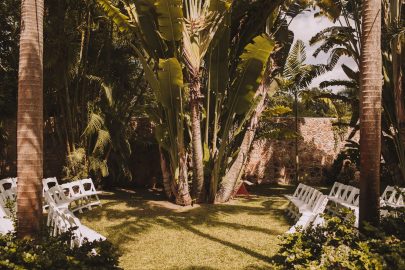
359;0;382;227
275;40;326;183
17;0;44;238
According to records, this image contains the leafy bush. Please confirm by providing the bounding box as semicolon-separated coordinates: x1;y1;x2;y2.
0;229;121;270
272;208;405;269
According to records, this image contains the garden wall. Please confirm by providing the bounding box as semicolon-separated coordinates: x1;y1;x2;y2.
245;117;351;185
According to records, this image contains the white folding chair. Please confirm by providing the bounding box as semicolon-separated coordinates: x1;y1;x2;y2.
381;186;397;204
0;178;17;193
46;186;72;209
42;177;60;193
60;181;90;213
78;178;102;210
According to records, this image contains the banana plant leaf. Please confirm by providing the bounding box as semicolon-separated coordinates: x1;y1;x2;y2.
134;0;167;57
229;35;275;115
158;58;184;108
96;0;133;32
155;0;183;41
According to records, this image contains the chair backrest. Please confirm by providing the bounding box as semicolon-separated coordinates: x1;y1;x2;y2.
329;182;343;197
301;186;315;202
334;184;349;200
0;178;17;193
80;178;97;194
381;186;396;202
346;187;360;206
293;183;305;197
46;186;70;206
308;190;322;210
42;177;59;193
60;180;83;198
394;188;404;207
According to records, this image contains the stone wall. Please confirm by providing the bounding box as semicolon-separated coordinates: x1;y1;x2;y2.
245;117;350;185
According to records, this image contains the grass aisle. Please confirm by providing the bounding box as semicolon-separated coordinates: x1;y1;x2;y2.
79;185;293;270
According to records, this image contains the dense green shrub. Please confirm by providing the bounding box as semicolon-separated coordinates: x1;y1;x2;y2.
272;208;405;269
0;229;121;270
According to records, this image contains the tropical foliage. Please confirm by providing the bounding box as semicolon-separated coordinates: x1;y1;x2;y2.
95;0;303;204
0;230;121;269
271;209;405;269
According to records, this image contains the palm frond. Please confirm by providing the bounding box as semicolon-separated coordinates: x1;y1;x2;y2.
86;75;114;106
320;79;357;89
82;113;104;138
93;129;112;155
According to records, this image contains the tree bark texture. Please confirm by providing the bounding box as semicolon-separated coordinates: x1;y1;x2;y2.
359;0;382;227
189;75;205;202
17;0;44;238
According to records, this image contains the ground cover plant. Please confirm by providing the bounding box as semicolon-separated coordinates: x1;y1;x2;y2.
272;207;405;269
0;229;121;270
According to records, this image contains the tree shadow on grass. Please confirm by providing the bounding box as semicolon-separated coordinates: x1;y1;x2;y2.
78;184;292;263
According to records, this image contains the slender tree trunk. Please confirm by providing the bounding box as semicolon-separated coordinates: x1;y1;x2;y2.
359;0;382;227
175;151;192;206
159;147;173;200
215;89;267;203
215;127;255;203
391;1;405;183
17;0;44;238
294;90;299;184
190;75;205;202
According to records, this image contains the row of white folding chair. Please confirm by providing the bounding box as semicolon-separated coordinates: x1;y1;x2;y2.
285;184;323;218
43;177;101;213
326;182;359;227
285;184;329;233
47;202;105;247
328;182;360;207
381;186;405;208
61;178;102;210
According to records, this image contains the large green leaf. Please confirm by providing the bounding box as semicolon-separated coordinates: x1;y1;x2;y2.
230;35;275;115
155;0;183;41
134;0;167;57
158;58;184;108
96;0;133;32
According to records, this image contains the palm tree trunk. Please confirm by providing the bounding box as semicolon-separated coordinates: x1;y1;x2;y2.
359;0;382;227
190;75;205;202
17;0;44;238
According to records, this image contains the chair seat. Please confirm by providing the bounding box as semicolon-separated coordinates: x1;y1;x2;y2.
0;217;14;234
79;225;106;242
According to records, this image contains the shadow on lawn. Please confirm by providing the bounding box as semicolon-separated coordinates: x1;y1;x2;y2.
79;184;292;264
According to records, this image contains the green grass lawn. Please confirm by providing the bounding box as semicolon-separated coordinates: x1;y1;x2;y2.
78;184;296;270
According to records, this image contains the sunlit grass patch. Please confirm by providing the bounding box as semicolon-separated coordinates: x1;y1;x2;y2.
78;184;292;270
